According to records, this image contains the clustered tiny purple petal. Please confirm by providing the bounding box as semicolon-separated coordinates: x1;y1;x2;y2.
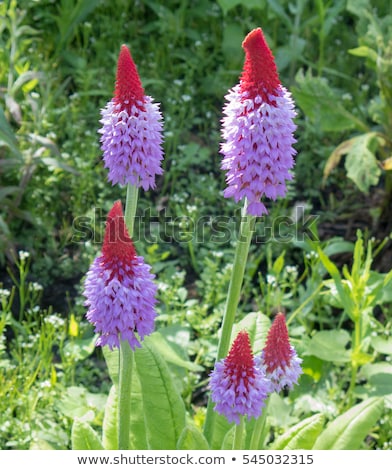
84;256;157;350
209;331;271;425
210;354;271;425
98;44;164;189
220;27;297;217
221;86;297;216
261;312;303;392
99;97;164;189
83;201;157;350
261;346;302;393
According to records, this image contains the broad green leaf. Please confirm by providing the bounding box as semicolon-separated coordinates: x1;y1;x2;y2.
323;240;354;257
268;393;297;429
371;336;392;355
221;425;236;449
368;373;392;396
63;336;97;361
293;70;362;132
272;413;325;450
72;420;104;450
348;46;378;63
57;386;106;423
233;312;271;354
313;397;384;449
305;330;351;362
129;360;148;450
344;133;381;193
176;424;209;450
102;347;148;449
149;331;203;372
209;411;233;450
301;356;324;382
362;362;392;396
134;336;186;450
362;362;392;378
102;385;118;450
103;346;119;385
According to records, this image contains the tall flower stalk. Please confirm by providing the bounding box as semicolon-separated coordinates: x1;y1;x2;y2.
204;27;297;444
87;44;164;449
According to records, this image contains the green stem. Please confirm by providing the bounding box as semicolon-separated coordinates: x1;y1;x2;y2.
117;183;139;449
203;200;255;443
217;205;255;361
250;397;270;450
118;340;133;449
124;184;139;237
233;416;245;450
346;313;361;410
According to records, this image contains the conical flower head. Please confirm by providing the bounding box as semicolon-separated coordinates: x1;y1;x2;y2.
209;331;271;425
83;201;157;350
99;45;164;190
221;28;297;216
261;313;302;392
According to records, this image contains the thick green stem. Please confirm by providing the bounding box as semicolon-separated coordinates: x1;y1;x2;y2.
203;201;255;443
250;397;270;450
233;417;245;450
118;340;134;449
124;184;139;237
117;183;139;449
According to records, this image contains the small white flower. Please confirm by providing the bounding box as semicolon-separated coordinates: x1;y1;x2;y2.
40;380;51;389
0;289;11;299
18;250;30;261
181;94;191;102
158;282;169;292
285;265;298;275
266;274;277;287
30;282;43;292
305;250;318;260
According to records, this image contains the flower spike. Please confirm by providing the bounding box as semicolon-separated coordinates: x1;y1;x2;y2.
83;201;157;350
221;27;297;216
99;45;164;190
114;45;145;111
209;331;271;425
261;313;302;392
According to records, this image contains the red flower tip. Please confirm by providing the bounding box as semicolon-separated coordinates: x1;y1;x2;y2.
102;201;136;265
263;313;292;373
114;45;145;112
240;28;280;102
225;331;255;379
